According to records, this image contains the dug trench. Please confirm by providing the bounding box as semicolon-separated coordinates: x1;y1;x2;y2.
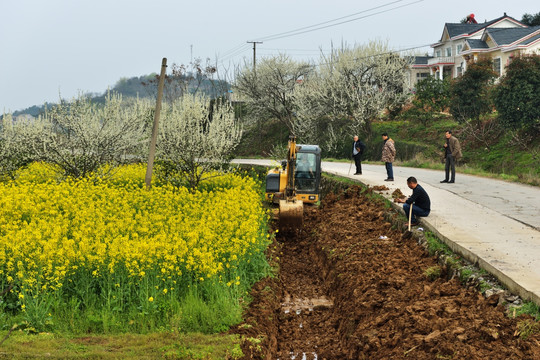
232;183;540;359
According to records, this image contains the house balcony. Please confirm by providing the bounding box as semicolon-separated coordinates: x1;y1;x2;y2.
427;56;455;66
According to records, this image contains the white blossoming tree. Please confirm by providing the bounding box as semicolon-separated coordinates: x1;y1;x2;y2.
0;114;38;179
29;92;153;178
294;41;409;154
234;54;313;133
156;94;242;190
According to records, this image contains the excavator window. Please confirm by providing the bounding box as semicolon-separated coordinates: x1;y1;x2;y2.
295;153;316;191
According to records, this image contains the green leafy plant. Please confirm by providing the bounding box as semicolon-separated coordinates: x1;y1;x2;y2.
494;55;540;132
449;59;497;123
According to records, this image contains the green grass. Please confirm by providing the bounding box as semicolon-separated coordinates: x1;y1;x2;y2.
0;331;243;359
510;301;540;321
424;231;453;257
322;172;361;186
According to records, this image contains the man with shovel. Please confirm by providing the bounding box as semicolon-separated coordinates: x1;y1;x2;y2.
396;176;430;226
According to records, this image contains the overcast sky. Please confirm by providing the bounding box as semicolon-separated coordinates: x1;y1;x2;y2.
1;0;538;112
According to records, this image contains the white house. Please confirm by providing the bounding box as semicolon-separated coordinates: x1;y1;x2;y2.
428;13;540;79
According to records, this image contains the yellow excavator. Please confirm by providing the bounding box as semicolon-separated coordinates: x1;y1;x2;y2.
265;135;321;232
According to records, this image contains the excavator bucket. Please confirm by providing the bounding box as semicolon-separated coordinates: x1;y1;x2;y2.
279;199;304;232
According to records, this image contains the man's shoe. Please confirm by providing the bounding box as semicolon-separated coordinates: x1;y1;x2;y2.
448;180;455;183
354;172;362;175
410;221;419;226
384;178;394;181
440;180;449;183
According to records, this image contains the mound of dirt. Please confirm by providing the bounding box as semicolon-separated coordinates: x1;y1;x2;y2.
233;186;540;359
391;188;407;202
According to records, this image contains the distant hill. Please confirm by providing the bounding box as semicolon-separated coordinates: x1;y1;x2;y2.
3;73;231;119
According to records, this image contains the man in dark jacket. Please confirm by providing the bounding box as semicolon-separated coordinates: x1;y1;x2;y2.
352;135;366;175
396;176;430;226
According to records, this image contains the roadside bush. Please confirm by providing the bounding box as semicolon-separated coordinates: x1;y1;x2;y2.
494;55;540;132
413;77;450;113
449;59;497;123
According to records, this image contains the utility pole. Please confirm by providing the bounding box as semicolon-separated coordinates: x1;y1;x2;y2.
145;57;167;190
247;41;262;72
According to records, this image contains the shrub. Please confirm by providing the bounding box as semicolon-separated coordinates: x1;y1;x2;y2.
449;59;497;123
413;77;450;113
494;55;540;132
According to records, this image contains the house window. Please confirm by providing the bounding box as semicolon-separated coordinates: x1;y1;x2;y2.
457;44;462;54
493;58;501;76
446;47;452;56
436;50;441;57
416;72;429;78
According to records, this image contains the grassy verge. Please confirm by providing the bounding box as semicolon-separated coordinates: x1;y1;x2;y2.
0;331;242;359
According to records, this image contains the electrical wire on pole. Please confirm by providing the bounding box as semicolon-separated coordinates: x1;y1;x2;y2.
247;41;263;71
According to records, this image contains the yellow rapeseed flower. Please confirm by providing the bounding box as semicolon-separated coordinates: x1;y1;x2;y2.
0;164;269;299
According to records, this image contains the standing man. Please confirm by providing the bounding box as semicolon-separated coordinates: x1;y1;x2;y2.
396;176;430;226
352;135;366;175
381;132;396;181
441;130;462;183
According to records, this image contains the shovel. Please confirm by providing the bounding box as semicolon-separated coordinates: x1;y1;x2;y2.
402;203;413;239
348;158;353;175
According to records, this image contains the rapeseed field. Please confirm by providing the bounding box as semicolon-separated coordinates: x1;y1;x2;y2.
0;163;271;333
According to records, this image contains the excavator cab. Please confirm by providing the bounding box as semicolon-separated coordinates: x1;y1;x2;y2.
293;145;321;202
265;136;321;232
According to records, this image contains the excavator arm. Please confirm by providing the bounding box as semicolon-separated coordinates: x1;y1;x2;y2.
279;135;304;232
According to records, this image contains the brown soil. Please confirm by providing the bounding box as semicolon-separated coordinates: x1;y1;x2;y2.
391;188;407;202
233;185;540;360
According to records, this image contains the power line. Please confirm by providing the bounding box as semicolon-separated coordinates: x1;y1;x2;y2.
312;43;433;68
217;1;422;65
219;44;252;63
252;0;424;42
252;0;405;42
216;1;427;70
259;47;329;53
220;42;250;58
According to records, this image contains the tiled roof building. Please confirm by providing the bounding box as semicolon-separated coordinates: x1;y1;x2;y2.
428;13;540;79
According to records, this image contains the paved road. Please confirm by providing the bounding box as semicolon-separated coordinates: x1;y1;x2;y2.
233;159;540;305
